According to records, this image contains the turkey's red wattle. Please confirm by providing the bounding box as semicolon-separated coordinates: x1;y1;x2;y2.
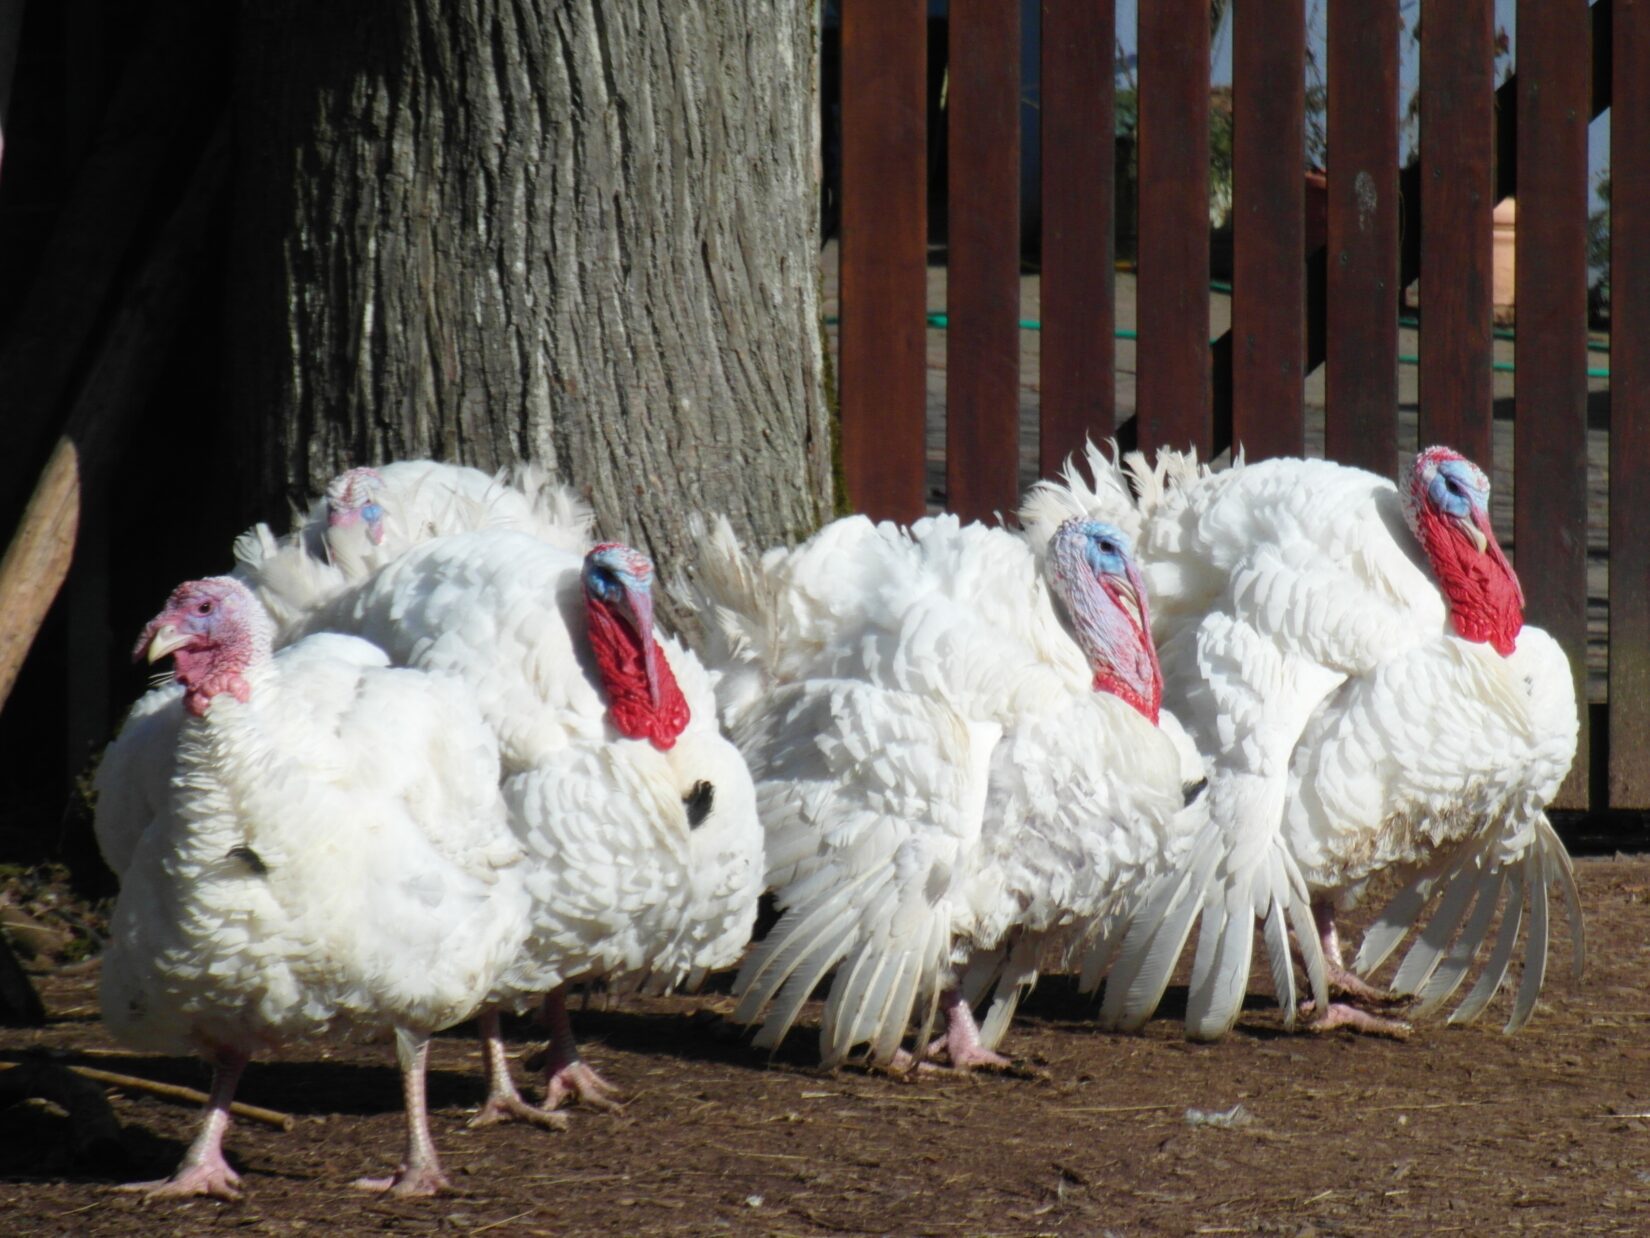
177;668;252;717
1094;668;1161;726
142;619;259;717
1418;506;1524;656
585;597;690;749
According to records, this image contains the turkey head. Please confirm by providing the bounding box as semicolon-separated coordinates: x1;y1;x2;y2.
135;577;273;716
1047;518;1163;723
582;542;691;749
324;466;388;549
1404;446;1524;655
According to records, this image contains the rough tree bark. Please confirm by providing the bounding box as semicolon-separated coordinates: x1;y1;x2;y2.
231;0;831;575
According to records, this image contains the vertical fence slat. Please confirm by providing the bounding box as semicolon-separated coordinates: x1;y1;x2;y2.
1324;0;1399;480
1611;0;1650;806
1515;0;1591;807
839;0;927;524
945;0;1021;523
1136;0;1210;457
1231;0;1304;461
1039;0;1114;477
1417;0;1494;464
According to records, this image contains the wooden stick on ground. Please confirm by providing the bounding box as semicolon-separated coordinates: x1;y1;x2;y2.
54;1063;295;1131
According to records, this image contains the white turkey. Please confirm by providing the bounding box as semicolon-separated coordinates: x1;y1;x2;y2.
298;529;762;1122
685;512;1208;1068
95;460;594;886
98;577;527;1198
233;459;594;642
1020;442;1582;1040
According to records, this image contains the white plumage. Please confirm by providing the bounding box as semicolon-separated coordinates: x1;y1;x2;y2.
1021;442;1581;1040
93;633;388;887
91;678;184;883
98;578;527;1198
233;459;594;643
298;528;763;1116
687;511;1207;1067
100;459;591;938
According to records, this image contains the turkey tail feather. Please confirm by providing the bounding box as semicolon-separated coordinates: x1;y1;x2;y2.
1449;865;1526;1025
1412;872;1502;1016
1390;861;1482;995
1539;813;1586;983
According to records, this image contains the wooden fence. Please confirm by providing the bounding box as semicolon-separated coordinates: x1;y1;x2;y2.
833;0;1643;813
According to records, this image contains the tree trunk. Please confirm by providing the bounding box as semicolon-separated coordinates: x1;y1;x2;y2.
230;0;830;575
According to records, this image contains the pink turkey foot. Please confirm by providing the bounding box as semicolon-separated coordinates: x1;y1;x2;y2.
120;1155;243;1202
1301;999;1413;1039
544;1057;623;1111
120;1052;246;1201
1307;902;1408;1007
897;990;1013;1072
467;1011;568;1131
534;987;624;1112
353;1030;454;1198
353;1162;453;1198
468;1090;569;1131
1325;961;1406;1006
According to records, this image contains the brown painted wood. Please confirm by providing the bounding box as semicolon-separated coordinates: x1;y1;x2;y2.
839;0;928;523
1514;0;1591;807
1039;0;1114;478
1417;0;1494;466
1136;0;1210;457
1324;0;1399;481
1212;0;1614;456
1231;0;1304;462
1611;0;1650;806
946;0;1021;523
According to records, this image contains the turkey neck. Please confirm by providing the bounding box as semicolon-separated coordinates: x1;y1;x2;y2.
1414;507;1524;656
583;595;691;749
1053;568;1162;724
171;623;275;718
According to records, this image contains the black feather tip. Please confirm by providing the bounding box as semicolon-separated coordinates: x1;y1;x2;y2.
684;780;715;828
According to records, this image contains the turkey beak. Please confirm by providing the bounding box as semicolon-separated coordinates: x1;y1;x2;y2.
1110;562;1149;637
626;585;663;707
140;623;190;664
365;516;387;546
1456;511;1490;556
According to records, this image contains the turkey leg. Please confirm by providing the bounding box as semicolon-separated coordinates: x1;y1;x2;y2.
355;1028;452;1197
893;988;1014;1072
1302;902;1411;1038
538;986;623;1111
469;1008;568;1131
119;1047;247;1200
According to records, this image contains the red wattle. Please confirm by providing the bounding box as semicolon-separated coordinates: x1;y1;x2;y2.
1094;670;1160;725
171;648;254;716
585;597;691;749
1417;507;1523;656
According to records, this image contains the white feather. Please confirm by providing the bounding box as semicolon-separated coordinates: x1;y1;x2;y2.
692;513;1205;1065
294;528;763;1010
1036;442;1581;1037
100;611;528;1061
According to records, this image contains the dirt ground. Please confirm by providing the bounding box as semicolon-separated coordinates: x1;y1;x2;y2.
3;856;1648;1237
